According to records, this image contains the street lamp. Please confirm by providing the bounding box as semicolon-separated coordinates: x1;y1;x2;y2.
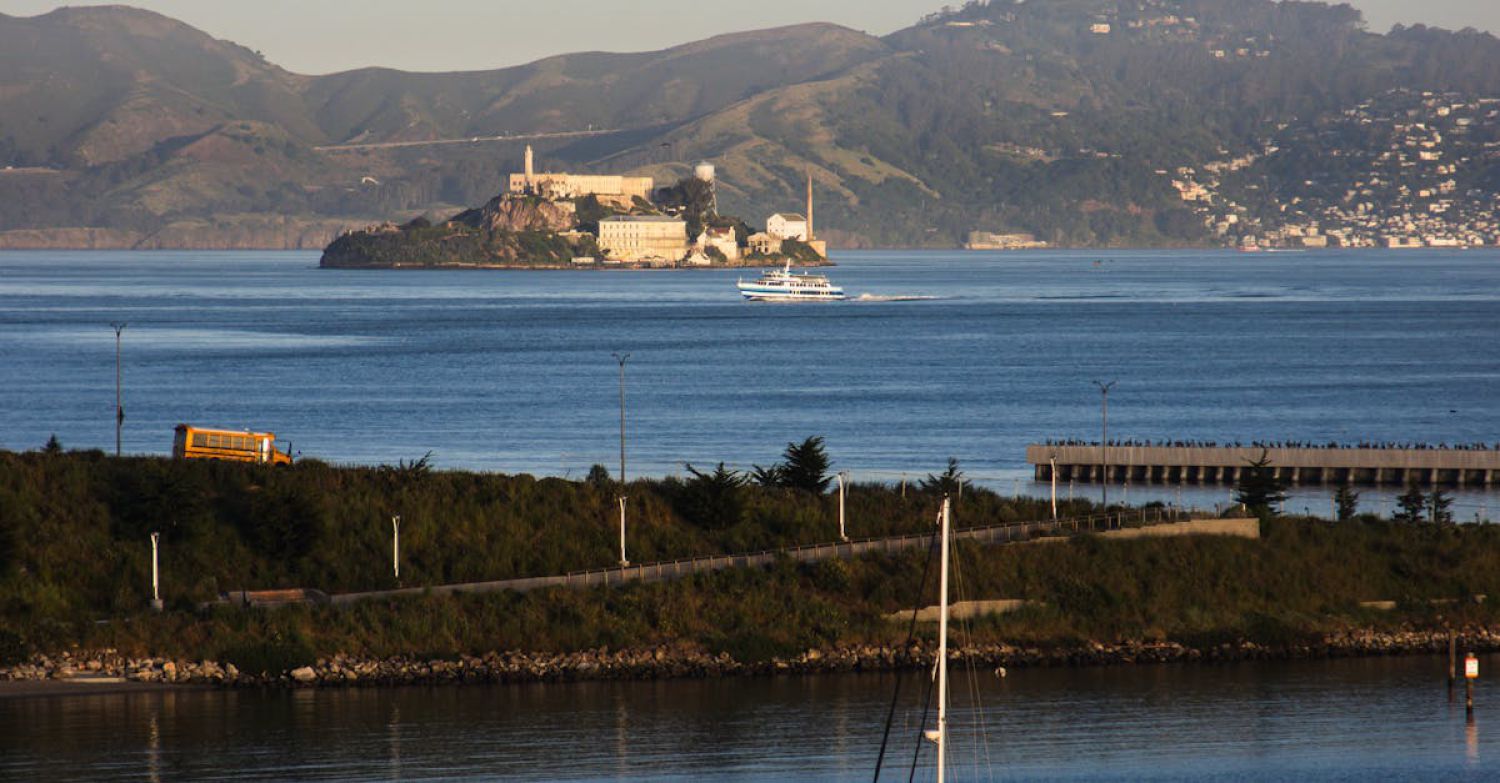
1093;380;1117;509
392;515;401;582
149;531;162;612
612;353;631;568
612;353;630;486
111;322;127;456
836;471;849;542
1049;453;1058;521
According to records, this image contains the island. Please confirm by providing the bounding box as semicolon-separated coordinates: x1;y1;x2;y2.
320;149;830;269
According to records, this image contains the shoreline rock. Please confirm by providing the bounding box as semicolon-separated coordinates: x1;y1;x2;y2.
5;628;1493;691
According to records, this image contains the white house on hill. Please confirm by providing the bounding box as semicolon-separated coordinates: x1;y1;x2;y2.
766;213;809;242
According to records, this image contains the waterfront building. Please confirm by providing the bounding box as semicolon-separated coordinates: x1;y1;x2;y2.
767;213;809;241
747;231;782;256
598;215;688;262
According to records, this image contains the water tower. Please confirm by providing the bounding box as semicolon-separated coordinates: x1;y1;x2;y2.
694;162;716;182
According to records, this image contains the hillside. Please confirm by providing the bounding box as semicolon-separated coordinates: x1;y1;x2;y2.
2;2;1500;249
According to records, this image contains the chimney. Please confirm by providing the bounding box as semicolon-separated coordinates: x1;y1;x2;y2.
806;170;814;241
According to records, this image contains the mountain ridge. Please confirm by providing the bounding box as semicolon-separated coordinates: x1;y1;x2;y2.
2;1;1499;250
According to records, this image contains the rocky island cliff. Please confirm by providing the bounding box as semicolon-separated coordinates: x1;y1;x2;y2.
321;158;830;269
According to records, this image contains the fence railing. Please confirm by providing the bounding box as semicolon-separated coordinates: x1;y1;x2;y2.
325;507;1188;605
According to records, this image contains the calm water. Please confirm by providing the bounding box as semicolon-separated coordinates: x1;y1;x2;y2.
2;248;1499;515
2;655;1498;781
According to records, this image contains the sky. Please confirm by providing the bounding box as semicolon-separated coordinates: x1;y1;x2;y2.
0;0;1497;74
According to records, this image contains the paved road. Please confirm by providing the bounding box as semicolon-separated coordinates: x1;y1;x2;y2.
313;128;625;153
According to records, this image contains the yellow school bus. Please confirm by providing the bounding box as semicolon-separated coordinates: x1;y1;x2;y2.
172;424;293;465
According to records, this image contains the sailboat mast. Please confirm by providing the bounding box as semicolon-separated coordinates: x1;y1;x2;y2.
936;496;950;783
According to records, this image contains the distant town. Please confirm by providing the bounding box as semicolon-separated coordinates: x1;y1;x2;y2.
1169;89;1500;250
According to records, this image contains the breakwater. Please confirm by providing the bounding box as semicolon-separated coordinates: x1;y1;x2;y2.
1028;444;1500;486
8;628;1500;690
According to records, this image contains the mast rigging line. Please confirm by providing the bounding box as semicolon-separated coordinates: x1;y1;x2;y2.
871;506;942;783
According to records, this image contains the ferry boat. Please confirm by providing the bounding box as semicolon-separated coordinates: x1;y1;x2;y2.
737;263;845;302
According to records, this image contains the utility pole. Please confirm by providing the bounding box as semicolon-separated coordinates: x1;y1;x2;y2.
1094;380;1117;510
111;323;127;456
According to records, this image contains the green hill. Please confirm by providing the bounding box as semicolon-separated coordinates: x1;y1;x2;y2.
2;1;1500;249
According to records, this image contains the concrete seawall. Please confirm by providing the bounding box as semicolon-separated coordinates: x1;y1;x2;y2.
1028;445;1500;487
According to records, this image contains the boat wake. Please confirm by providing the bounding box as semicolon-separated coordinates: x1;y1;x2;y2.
854;293;942;302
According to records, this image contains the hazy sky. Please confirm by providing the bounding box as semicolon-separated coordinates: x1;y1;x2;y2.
1;0;1496;74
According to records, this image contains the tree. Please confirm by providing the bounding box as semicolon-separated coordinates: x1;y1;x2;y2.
1334;485;1360;521
1430;489;1455;525
675;463;748;529
780;436;833;494
1234;450;1287;518
1394;483;1427;523
920;457;965;495
749;463;786;488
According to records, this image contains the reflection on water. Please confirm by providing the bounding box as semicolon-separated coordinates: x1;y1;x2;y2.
2;655;1498;781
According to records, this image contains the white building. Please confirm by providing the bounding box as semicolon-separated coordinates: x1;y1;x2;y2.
766;213;809;242
598;216;688;262
698;226;740;260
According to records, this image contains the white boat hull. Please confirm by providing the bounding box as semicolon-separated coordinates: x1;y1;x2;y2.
738;285;846;302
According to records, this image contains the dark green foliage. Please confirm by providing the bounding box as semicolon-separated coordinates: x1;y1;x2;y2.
0;628;27;666
779;437;833;494
574;195;608;235
586;464;612;488
1234;450;1287;519
13;449;1500;666
238;481;329;562
1395;484;1427;523
920;457;965;495
750;463;785;488
1430;490;1455;526
43;435;61;455
673;463;748;530
1334;485;1360;522
320;223;586;268
654;177;716;237
106;459;212;542
216;631;317;676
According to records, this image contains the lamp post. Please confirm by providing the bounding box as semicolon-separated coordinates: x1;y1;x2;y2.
1049;453;1058;521
618;495;629;567
149;531;162;611
836;471;849;542
392;515;401;582
111;323;127;456
611;353;630;486
1094;380;1116;509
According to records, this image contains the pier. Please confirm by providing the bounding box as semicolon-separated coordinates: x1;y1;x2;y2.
1028;444;1500;487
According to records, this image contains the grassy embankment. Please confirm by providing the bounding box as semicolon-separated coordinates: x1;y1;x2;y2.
2;449;1499;669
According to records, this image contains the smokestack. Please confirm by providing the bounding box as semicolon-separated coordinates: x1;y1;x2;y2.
806;170;814;241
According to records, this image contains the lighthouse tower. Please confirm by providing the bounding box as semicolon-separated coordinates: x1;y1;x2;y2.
524;145;535;183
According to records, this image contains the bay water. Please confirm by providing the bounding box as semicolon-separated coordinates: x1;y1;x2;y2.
2;248;1497;515
2;655;1497;781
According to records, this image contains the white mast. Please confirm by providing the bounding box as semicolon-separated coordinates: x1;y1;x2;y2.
937;496;950;783
924;497;952;781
